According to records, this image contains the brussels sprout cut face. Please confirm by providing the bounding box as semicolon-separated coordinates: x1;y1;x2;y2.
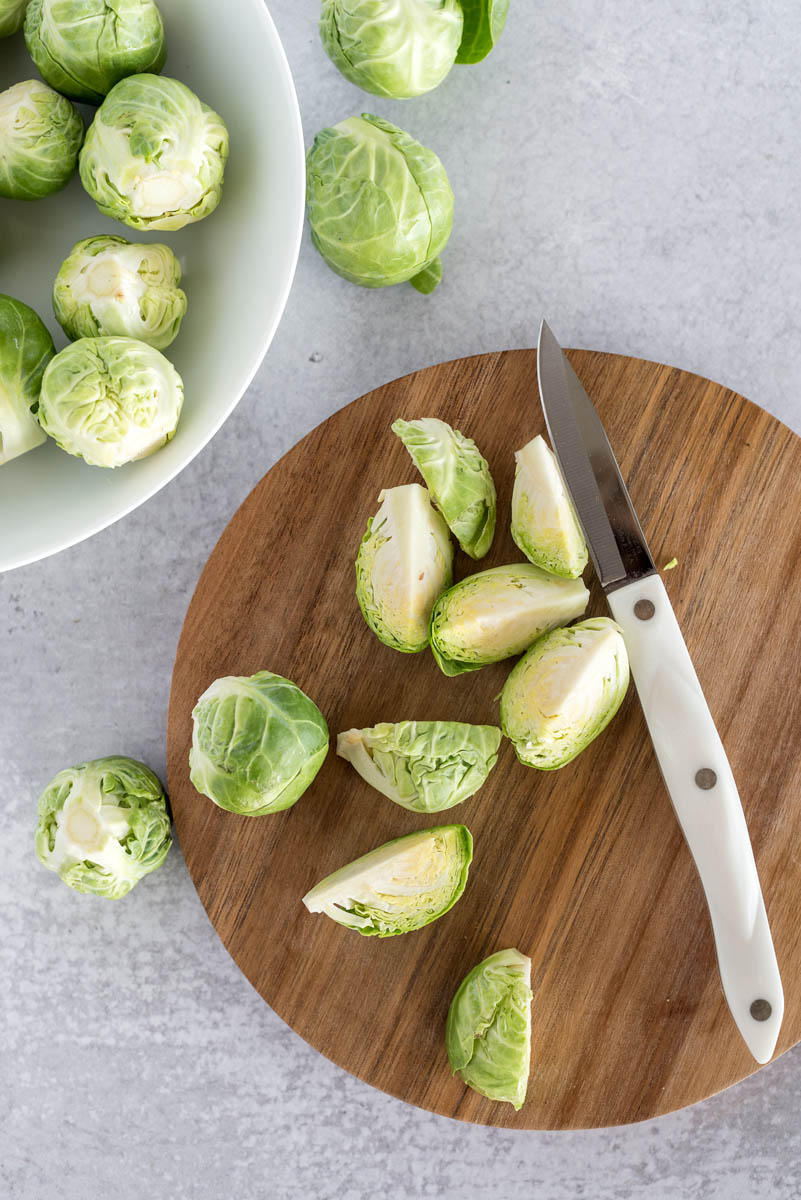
319;0;463;99
0;0;30;37
511;435;588;578
53;236;187;349
501;617;630;769
0;294;55;466
446;948;532;1109
306;114;453;291
190;672;329;816
80;74;229;231
0;80;83;200
337;721;501;813
356;483;453;653
302;825;473;936
429;563;589;676
392;417;496;559
24;0;166;104
34;756;171;898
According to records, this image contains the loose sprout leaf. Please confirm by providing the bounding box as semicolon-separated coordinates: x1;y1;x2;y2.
0;294;55;467
0;80;83;201
455;0;509;65
511;435;588;578
409;258;443;295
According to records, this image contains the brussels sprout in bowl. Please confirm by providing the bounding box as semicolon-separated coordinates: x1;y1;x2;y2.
0;294;54;466
0;79;83;200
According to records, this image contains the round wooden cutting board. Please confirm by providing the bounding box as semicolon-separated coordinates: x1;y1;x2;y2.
166;350;801;1129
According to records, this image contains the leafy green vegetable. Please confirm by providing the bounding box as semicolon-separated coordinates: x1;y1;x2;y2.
446;947;532;1109
306;113;453;291
511;434;588;578
35;756;171;899
0;0;29;37
53;235;187;349
80;74;229;231
0;79;83;200
455;0;509;64
190;671;329;816
337;720;501;812
0;293;54;466
302;824;473;936
24;0;166;104
501;617;630;769
37;336;184;468
429;563;589;676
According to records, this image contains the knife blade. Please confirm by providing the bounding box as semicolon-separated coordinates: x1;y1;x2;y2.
536;319;783;1064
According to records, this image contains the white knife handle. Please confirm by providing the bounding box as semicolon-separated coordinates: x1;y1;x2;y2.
607;575;783;1063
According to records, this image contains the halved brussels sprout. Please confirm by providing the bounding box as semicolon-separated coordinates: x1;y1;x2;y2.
501;617;630;769
302;824;473;936
356;483;453;653
319;0;463;99
53;235;187;349
80;74;229;231
511;434;588;578
337;720;501;813
455;0;509;64
392;417;496;559
24;0;166;104
34;756;171;899
190;671;329;816
429;563;589;676
0;293;54;466
0;79;83;200
37;336;183;468
1;0;29;37
446;947;532;1109
306;114;453;292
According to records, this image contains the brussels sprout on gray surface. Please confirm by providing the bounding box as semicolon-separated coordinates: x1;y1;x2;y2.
34;756;171;899
80;74;229;231
0;79;83;200
0;293;54;466
429;563;589;676
302;824;473;936
306;113;453;291
189;672;329;816
455;0;509;64
37;335;183;468
319;0;463;99
511;434;588;578
501;617;630;770
24;0;166;104
53;235;187;349
446;947;532;1109
392;417;496;559
0;0;29;37
337;720;501;813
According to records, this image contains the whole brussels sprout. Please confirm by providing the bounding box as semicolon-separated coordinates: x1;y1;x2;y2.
501;617;630;770
356;483;453;653
35;756;171;899
53;235;187;349
0;0;29;37
80;74;229;231
511;435;588;578
189;672;329;816
306;114;453;292
446;947;532;1109
0;79;83;200
303;824;473;936
392;417;496;559
24;0;166;104
0;293;54;466
320;0;463;99
37;336;183;467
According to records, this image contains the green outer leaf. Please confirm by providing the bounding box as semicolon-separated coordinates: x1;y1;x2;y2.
409;257;442;294
0;293;54;465
337;720;501;812
0;0;29;37
455;0;509;64
0;79;83;200
445;947;532;1109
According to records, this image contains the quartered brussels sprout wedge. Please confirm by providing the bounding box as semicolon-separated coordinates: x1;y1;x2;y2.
501;617;630;769
356;483;453;653
337;720;501;813
190;672;329;816
392;417;496;559
303;825;473;936
429;563;589;676
0;294;55;467
34;756;171;899
446;947;532;1109
511;435;588;578
0;80;83;201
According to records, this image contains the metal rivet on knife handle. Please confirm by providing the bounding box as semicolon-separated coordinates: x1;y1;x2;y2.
750;999;772;1022
695;768;717;790
634;599;655;620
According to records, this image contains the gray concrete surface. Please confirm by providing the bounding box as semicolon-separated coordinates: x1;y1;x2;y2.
3;1;801;1197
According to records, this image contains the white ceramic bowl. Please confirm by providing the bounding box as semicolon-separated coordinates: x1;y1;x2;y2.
0;0;304;571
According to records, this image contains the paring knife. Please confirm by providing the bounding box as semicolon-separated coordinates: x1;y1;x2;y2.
536;319;783;1064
